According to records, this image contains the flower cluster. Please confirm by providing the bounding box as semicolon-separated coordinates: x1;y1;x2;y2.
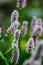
7;10;20;34
24;16;43;65
31;16;42;37
1;0;43;65
11;10;19;23
11;30;20;65
7;20;20;34
30;16;42;45
14;29;20;40
6;1;43;65
7;10;43;65
17;0;26;9
21;21;28;37
23;42;43;65
11;40;19;65
26;38;34;54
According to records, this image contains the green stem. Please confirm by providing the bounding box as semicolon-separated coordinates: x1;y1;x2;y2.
4;47;12;55
18;35;22;64
0;51;9;65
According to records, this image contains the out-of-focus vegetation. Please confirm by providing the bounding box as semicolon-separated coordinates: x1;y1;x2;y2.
0;0;43;65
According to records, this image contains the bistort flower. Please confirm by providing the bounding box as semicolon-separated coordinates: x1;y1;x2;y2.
26;38;34;54
7;20;20;34
11;10;19;23
21;21;28;37
17;0;26;9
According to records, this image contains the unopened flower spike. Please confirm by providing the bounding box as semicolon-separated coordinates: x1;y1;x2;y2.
7;20;20;34
11;10;19;23
21;21;28;37
26;38;34;54
11;39;19;65
17;0;26;9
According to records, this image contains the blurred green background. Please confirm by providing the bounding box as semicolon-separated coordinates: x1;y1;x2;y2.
0;0;43;65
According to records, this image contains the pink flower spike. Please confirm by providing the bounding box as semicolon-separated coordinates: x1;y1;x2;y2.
11;40;19;65
14;29;20;40
23;57;33;65
37;18;42;26
7;20;20;34
17;0;26;9
21;21;28;37
11;10;19;23
26;38;34;54
32;25;42;36
31;16;38;33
